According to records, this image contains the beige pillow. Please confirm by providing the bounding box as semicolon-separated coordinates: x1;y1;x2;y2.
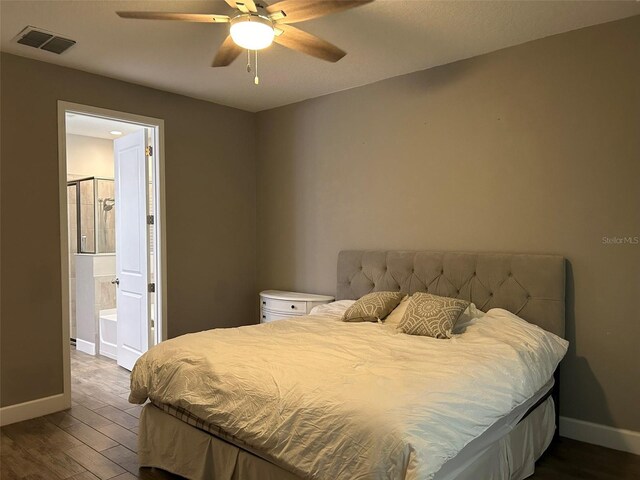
398;293;469;338
342;292;405;323
384;295;410;328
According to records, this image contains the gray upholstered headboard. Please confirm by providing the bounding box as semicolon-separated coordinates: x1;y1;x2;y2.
337;250;566;338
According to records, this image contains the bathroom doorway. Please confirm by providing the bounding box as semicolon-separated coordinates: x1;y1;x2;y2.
58;102;166;402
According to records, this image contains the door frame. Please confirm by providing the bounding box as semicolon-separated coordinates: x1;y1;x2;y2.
57;101;167;407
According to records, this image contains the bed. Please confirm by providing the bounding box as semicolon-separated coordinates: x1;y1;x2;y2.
131;250;567;480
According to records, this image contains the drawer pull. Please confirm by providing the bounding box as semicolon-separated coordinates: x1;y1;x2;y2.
262;299;306;312
262;315;266;319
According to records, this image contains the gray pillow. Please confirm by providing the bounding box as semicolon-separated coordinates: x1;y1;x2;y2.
342;292;405;323
398;293;469;338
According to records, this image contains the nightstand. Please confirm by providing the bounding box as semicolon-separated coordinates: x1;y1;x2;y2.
259;290;335;323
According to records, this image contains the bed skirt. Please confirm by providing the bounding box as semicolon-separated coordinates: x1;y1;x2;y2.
138;397;555;480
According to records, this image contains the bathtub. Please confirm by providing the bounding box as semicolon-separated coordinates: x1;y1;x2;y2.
99;308;117;360
98;308;156;361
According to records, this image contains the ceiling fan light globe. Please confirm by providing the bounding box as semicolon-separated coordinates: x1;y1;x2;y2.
230;14;274;50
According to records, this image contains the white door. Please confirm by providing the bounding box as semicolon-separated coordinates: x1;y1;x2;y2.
114;129;150;371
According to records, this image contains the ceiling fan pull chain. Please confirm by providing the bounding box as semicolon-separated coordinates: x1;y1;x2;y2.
246;49;251;73
254;50;260;85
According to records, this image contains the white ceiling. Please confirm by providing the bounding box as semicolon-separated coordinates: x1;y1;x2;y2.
66;113;143;139
2;1;639;112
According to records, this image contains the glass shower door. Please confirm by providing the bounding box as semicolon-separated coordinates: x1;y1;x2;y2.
78;178;95;253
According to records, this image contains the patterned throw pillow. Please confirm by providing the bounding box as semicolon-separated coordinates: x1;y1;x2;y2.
398;293;469;338
342;292;405;323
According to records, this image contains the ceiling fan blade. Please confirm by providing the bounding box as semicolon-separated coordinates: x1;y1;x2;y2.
212;35;244;67
267;0;372;24
225;0;258;13
243;0;258;13
117;12;230;23
274;24;346;62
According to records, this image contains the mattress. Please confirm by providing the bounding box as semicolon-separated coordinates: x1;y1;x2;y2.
130;308;567;479
146;377;555;479
138;396;556;480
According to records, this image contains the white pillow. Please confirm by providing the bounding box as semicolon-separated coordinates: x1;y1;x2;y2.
452;303;485;333
384;295;410;327
309;300;356;318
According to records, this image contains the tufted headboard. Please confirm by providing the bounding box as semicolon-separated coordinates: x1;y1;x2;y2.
337;250;566;338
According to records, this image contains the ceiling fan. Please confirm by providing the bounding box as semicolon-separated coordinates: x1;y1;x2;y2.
117;0;372;83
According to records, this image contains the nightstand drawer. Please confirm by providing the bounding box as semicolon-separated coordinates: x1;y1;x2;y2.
262;298;308;314
259;290;334;324
260;309;299;323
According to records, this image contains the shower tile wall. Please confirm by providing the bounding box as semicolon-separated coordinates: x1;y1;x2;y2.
97;180;116;253
97;275;117;311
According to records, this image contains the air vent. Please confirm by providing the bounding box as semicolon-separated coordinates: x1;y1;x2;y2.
41;36;76;54
17;29;53;48
14;26;76;55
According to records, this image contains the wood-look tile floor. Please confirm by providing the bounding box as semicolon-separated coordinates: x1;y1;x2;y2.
532;436;640;479
2;348;639;479
1;347;181;480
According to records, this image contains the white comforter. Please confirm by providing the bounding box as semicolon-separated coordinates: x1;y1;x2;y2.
129;307;567;480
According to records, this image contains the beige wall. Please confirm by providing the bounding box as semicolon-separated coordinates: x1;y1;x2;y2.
66;134;114;178
256;16;640;431
0;53;257;407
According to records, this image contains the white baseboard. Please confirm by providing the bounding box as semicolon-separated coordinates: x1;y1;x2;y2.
0;393;69;426
76;338;95;356
560;416;640;455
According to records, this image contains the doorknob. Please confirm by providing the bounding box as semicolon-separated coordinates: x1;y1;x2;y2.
111;278;120;286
